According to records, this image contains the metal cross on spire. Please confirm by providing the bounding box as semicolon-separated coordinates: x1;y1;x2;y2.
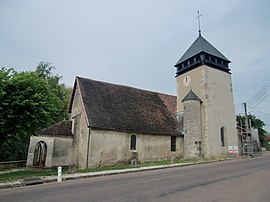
196;10;202;35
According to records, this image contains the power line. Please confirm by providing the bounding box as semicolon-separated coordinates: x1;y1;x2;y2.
247;82;268;105
246;80;269;107
247;86;267;106
250;93;268;108
247;83;268;104
247;104;270;116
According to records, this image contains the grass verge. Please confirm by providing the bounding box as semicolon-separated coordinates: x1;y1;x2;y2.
0;168;68;183
0;158;204;183
78;158;198;173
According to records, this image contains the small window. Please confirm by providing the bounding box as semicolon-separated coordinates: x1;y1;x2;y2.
220;127;225;147
171;136;176;152
130;135;136;150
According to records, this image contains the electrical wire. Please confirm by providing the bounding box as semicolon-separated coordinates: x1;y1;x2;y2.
247;104;270;116
246;80;269;107
247;83;268;105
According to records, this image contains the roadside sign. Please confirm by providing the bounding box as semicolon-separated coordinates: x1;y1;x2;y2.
228;146;238;154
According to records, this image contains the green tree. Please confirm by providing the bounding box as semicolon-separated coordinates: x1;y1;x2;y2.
35;61;71;121
0;68;60;160
236;114;267;144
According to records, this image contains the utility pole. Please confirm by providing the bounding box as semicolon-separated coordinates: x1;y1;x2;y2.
243;103;249;133
243;103;253;156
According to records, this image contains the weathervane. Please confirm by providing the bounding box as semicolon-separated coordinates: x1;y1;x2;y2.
196;10;202;35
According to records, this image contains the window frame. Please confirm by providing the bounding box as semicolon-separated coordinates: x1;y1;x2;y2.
171;136;176;152
130;134;137;151
220;127;226;147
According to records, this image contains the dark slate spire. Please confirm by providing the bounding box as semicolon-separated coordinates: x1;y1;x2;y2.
175;34;231;77
182;90;201;102
175;34;229;65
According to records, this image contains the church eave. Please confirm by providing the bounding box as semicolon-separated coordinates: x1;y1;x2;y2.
175;52;230;67
175;63;231;77
89;126;183;137
175;52;231;77
35;134;74;138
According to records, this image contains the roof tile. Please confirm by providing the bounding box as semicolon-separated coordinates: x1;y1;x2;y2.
76;77;182;136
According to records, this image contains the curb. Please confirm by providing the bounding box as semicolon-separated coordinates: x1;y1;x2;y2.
20;177;44;186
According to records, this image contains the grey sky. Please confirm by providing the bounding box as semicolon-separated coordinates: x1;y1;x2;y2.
1;0;269;130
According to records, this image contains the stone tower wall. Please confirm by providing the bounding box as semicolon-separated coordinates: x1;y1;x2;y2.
177;65;238;157
183;99;202;158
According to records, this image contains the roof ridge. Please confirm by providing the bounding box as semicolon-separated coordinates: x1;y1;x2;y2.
76;76;176;97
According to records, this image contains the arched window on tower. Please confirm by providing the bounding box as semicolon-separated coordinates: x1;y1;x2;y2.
220;127;226;147
130;135;137;150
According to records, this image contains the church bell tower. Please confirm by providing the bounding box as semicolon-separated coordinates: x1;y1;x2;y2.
175;31;238;158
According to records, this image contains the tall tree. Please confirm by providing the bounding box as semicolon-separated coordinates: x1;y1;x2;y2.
0;68;60;160
35;61;71;121
0;62;73;161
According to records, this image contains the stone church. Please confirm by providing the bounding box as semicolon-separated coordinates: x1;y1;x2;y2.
27;32;238;169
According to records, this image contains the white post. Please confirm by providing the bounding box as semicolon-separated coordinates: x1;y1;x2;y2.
57;166;62;182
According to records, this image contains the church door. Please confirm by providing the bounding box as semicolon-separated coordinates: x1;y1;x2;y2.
33;141;47;167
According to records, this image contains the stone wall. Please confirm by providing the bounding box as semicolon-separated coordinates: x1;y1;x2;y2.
176;65;238;157
51;138;73;167
183;99;202;158
203;66;238;156
70;85;90;169
26;136;73;167
87;130;183;168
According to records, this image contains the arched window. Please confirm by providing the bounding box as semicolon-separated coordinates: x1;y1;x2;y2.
33;141;47;167
220;127;226;147
130;135;136;150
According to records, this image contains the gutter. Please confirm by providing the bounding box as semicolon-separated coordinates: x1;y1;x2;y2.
86;127;91;168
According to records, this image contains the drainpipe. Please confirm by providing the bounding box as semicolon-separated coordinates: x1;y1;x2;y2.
200;101;204;158
86;127;91;168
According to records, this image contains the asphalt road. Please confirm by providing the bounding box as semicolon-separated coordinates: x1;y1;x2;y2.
1;153;270;202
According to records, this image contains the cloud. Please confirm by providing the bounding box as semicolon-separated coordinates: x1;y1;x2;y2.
0;0;269;130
